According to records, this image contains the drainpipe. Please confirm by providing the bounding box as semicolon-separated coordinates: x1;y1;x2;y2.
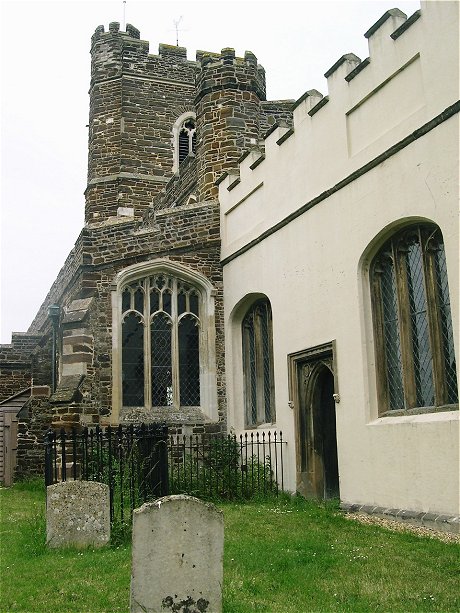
48;304;60;392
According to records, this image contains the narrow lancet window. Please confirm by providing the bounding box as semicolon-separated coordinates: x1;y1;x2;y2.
151;312;173;406
179;315;200;406
242;299;275;426
122;312;145;407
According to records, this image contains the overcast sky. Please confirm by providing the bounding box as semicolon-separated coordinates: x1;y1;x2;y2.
0;0;420;343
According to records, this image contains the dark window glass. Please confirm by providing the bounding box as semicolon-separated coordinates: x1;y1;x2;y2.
405;239;434;406
122;312;144;406
179;129;190;163
261;304;273;423
150;289;160;314
122;288;131;313
189;292;199;316
380;253;404;409
121;274;205;411
178;292;187;315
134;287;144;314
156;276;165;290
162;290;172;315
191;131;197;155
245;315;257;424
178;118;196;164
179;315;200;406
371;224;458;413
151;313;172;406
434;241;458;403
242;299;275;426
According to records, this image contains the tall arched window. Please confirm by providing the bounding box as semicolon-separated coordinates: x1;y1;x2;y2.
370;223;458;414
121;274;201;408
242;299;275;426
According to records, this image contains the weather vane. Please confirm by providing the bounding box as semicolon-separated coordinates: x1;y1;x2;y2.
173;16;183;46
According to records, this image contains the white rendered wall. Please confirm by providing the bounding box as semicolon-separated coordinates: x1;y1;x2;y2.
219;1;459;515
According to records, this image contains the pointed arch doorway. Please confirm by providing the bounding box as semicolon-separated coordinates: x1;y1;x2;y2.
288;342;340;499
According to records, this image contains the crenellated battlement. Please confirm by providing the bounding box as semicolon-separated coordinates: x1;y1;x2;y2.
218;1;459;260
194;46;267;200
195;47;266;103
218;1;455;184
91;22;141;45
86;22;274;220
89;24;266;96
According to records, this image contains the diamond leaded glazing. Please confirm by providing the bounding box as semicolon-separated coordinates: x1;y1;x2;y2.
433;240;458;404
242;300;275;426
405;238;434;407
379;252;404;410
121;274;201;408
371;224;458;413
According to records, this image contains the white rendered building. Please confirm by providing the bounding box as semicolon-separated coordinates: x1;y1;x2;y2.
219;1;459;520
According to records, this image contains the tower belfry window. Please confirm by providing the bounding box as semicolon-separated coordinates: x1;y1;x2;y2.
178;118;196;164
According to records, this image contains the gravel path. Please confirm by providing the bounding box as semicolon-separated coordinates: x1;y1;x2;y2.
342;512;459;544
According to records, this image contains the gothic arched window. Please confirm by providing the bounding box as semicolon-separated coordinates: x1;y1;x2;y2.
121;274;201;408
370;224;458;414
178;118;196;164
242;299;275;426
172;113;197;174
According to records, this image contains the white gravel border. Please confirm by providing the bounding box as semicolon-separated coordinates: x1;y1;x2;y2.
342;512;460;544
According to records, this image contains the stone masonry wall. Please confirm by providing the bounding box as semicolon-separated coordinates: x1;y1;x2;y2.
260;100;294;134
28;236;84;334
15;396;54;479
7;25;294;450
86;24;198;222
0;333;42;402
195;49;266;200
71;201;223;426
150;155;198;213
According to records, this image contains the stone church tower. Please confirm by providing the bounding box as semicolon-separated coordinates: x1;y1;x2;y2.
0;22;293;477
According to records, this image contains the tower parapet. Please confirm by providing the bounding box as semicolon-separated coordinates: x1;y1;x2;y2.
195;48;266;200
218;2;459;260
86;24;197;224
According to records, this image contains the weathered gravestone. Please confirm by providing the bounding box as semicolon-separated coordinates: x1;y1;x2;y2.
131;495;224;613
46;481;110;548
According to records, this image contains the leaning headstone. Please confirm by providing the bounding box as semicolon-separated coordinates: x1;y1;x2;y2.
46;481;110;548
131;495;224;613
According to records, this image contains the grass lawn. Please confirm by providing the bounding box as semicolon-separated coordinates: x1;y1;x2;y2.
0;480;459;612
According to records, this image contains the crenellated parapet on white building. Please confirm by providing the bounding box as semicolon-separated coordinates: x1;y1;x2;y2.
219;1;459;523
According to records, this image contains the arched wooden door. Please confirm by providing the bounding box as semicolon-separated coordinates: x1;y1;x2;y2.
289;343;340;500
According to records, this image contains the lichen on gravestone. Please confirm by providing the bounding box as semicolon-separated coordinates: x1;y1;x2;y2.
46;481;110;548
130;495;224;613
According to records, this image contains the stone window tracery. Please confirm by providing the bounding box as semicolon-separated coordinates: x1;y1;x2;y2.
370;223;458;414
121;274;202;409
242;299;275;426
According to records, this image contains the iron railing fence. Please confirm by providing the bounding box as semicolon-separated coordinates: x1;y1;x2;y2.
168;430;285;501
44;425;285;525
45;423;169;525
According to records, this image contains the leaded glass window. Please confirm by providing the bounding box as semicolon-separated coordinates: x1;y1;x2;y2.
242;300;275;426
370;224;458;414
121;274;201;408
